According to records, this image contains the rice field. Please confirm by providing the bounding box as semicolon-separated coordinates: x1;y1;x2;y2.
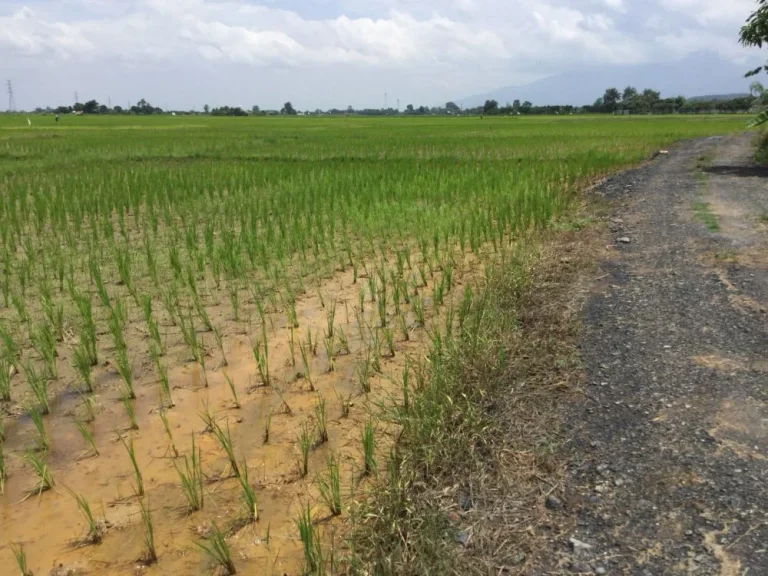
0;114;747;575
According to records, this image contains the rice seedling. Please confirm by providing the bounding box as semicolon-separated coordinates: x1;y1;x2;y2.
25;450;54;494
11;292;29;323
299;342;314;391
325;299;336;338
317;454;342;516
0;356;11;401
357;285;365;312
296;503;323;574
298;420;312;478
121;395;139;430
212;324;227;366
306;327;319;356
194;521;236;575
252;319;269;386
411;293;426;327
140;295;164;354
356;354;371;394
362;420;376;476
369;330;382;373
71;340;93;393
108;299;127;352
401;357;411;413
75;418;99;456
120;436;144;496
199;401;216;433
10;543;31;576
139;496;157;565
227;282;240;322
288;326;296;367
24;361;49;415
314;395;328;444
262;413;272;444
211;420;240;478
196;335;209;388
0;443;6;493
0;324;19;368
68;489;104;543
377;291;387;328
30;408;48;451
31;322;58;379
153;351;173;408
115;346;135;400
175;434;204;513
237;458;258;523
224;372;240;409
159;408;179;458
322;336;335;372
383;327;395;357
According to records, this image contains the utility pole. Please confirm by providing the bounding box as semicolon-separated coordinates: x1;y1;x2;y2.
384;91;387;111
397;99;400;113
7;80;15;112
74;91;79;104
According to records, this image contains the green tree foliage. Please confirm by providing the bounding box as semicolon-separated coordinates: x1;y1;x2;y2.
483;99;499;115
740;0;768;125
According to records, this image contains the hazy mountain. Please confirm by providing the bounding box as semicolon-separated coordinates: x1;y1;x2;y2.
457;53;756;108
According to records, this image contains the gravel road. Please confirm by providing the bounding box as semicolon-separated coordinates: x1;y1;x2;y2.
543;133;768;575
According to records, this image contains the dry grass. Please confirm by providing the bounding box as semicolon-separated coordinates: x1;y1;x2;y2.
346;224;601;575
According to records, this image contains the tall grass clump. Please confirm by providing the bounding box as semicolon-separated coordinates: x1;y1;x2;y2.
120;436;144;496
68;489;104;543
237;458;258;524
317;454;342;516
211;420;240;478
176;434;204;513
139;496;157;565
296;503;324;574
10;543;32;576
195;522;236;575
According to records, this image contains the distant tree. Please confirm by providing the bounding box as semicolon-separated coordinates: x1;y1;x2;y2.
512;99;521;111
602;88;621;111
203;104;210;114
445;101;460;114
113;105;123;114
592;97;604;112
622;86;638;101
82;100;100;114
642;89;661;103
252;105;260;114
406;104;414;113
281;102;297;115
347;105;354;114
130;99;161;115
73;102;85;112
521;101;533;113
483;99;499;115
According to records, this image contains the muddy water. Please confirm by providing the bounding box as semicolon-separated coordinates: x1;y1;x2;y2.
0;253;487;575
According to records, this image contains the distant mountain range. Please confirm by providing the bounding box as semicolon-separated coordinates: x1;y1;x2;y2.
457;52;756;108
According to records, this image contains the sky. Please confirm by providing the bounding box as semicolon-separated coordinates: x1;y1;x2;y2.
1;0;764;110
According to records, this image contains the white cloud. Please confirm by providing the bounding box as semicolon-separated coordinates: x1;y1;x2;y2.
657;0;755;27
0;0;760;109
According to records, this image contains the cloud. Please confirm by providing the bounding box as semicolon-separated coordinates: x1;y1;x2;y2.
0;0;760;109
657;0;755;27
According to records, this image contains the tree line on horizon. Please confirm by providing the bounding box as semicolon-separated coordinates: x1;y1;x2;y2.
24;86;765;118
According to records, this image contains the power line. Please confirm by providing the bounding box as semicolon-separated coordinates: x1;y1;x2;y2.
7;80;16;112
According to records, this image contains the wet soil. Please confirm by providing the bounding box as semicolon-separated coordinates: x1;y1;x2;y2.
0;244;486;575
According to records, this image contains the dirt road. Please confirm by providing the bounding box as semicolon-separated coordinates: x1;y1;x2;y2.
545;133;768;575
